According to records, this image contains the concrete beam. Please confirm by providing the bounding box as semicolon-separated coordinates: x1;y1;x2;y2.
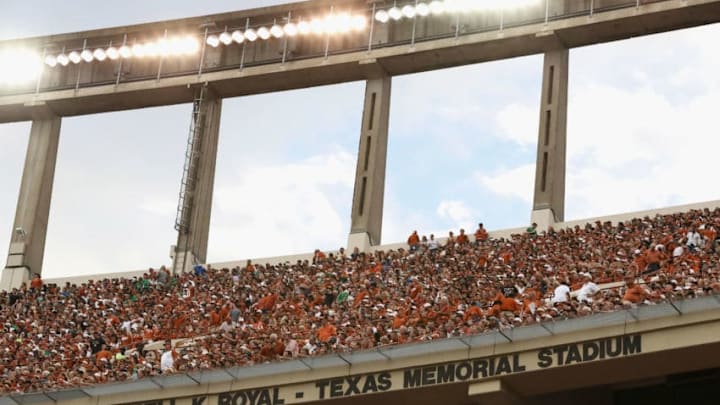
173;87;222;273
532;48;568;228
468;380;524;405
348;75;391;249
2;0;720;123
2;115;61;291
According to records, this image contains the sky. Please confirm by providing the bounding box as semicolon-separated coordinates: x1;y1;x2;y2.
1;1;719;278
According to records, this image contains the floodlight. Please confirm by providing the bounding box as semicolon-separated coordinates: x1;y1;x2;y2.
118;45;132;58
57;53;70;66
219;31;232;45
156;39;171;56
244;28;258;42
270;24;284;38
231;30;245;43
388;6;403;20
416;3;431;16
206;35;220;48
0;48;42;86
177;37;199;55
80;49;94;63
335;13;354;33
351;15;368;31
310;18;325;34
106;46;120;60
143;42;159;57
283;22;298;36
68;51;82;64
93;48;107;61
257;27;271;40
131;43;146;57
429;0;446;14
45;55;58;67
297;21;311;35
402;5;416;18
375;10;390;23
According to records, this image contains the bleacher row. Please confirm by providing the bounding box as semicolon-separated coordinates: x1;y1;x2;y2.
1;208;720;394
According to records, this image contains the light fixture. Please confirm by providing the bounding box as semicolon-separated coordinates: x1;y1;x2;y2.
270;24;284;38
143;42;159;57
57;53;70;66
80;49;94;63
297;21;311;35
106;46;120;60
206;35;220;48
429;0;446;14
0;48;42;86
68;51;82;64
118;45;132;58
283;22;298;36
257;26;271;40
310;18;325;34
131;43;146;57
388;6;403;20
45;55;58;67
375;10;390;23
244;28;258;42
351;15;367;31
232;30;245;43
416;2;431;16
219;31;232;45
93;48;107;61
402;5;416;18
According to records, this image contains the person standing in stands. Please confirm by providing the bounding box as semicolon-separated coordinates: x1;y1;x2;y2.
456;229;469;245
160;340;176;373
407;230;420;251
474;223;488;245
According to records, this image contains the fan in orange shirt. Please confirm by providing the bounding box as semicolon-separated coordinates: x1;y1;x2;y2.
317;320;337;343
474;223;489;244
407;230;420;251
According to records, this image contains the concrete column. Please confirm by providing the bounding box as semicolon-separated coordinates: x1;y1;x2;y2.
348;75;391;251
2;116;61;291
531;48;568;230
173;91;222;273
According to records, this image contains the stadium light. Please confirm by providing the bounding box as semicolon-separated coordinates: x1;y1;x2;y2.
81;49;94;63
206;35;220;48
283;22;298;36
45;54;58;67
56;53;70;66
257;27;271;40
68;51;82;64
0;48;42;86
93;48;107;61
106;46;120;60
297;20;311;35
375;0;541;23
117;45;131;58
270;24;284;38
219;31;233;45
244;28;258;42
232;30;245;43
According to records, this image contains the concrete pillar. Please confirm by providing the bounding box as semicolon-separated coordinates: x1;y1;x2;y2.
531;48;568;230
348;75;391;251
2;116;61;291
173;90;222;273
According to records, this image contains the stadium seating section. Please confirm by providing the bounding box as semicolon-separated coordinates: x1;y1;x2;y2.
1;208;719;393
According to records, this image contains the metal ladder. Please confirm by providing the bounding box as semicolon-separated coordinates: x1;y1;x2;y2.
172;84;207;274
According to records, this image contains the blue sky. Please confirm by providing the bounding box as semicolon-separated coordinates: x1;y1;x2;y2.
1;1;719;278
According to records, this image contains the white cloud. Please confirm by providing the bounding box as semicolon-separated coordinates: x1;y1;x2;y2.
475;164;535;203
208;147;356;262
436;200;474;230
495;103;538;146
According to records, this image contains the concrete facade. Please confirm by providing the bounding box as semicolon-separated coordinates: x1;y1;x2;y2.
173;89;222;274
1;115;61;290
348;75;391;249
532;48;569;229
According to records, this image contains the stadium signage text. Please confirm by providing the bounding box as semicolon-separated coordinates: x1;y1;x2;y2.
147;334;641;405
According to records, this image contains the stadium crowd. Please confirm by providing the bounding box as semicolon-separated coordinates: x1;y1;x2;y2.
1;208;719;394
